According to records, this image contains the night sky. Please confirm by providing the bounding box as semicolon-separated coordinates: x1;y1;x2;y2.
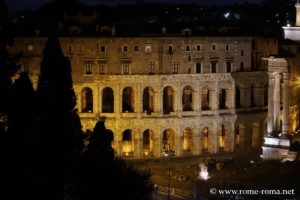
7;0;263;11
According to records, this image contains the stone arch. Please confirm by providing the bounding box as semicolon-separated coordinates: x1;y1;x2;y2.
122;87;134;112
250;85;255;107
102;87;114;113
122;129;133;156
236;87;241;108
182;86;194;111
235;126;240;147
201;85;211;110
143;129;154;156
162;128;175;152
81;87;93;113
163;86;174;114
219;124;226;149
219;89;227;109
143;87;154;114
182;127;193;154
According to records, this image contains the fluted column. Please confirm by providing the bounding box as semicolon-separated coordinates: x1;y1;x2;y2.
273;73;281;132
267;73;274;135
282;73;290;136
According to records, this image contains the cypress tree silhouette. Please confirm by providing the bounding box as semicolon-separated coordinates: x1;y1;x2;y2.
35;36;83;200
6;72;37;199
77;121;153;200
0;1;21;199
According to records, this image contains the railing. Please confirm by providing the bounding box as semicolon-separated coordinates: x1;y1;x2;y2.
154;185;192;200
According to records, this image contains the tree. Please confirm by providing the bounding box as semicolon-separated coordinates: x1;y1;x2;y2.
35;36;83;200
77;121;153;200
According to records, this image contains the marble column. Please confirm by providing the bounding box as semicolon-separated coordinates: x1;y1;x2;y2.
273;73;281;132
267;73;274;135
282;73;290;136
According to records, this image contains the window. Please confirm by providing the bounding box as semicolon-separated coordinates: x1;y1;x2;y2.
85;62;93;75
212;44;217;51
168;45;173;54
100;45;106;52
122;45;128;53
240;62;244;71
145;44;151;52
122;62;130;75
225;44;230;51
196;44;201;51
185;45;191;52
148;60;155;74
98;61;107;75
241;49;244;56
68;45;73;53
28;44;33;51
226;61;232;72
211;61;217;73
134;45;139;52
171;60;178;74
196;62;201;74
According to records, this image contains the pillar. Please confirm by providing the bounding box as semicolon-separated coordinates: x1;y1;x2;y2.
273;73;281;132
239;88;247;108
114;130;123;157
192;129;201;155
282;73;290;136
267;73;274;135
133;129;143;158
296;2;300;27
174;128;183;157
208;123;218;154
153;129;162;158
114;84;121;118
93;85;99;113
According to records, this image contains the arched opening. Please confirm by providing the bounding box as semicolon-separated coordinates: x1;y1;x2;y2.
219;124;226;149
81;87;93;113
102;87;114;113
182;86;193;111
163;86;174;114
202;127;209;152
236;87;241;108
235;127;240;147
250;85;255;107
219;89;227;109
122;87;134;112
201;86;210;110
162;129;175;154
122;129;133;156
143;87;154;114
182;128;193;154
264;84;268;106
143;129;154;156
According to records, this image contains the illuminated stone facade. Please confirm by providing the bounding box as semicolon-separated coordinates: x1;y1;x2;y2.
9;36;276;158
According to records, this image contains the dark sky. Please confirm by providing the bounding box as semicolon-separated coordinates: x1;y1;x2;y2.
7;0;263;11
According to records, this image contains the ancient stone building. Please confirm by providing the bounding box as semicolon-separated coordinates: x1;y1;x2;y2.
9;35;290;159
